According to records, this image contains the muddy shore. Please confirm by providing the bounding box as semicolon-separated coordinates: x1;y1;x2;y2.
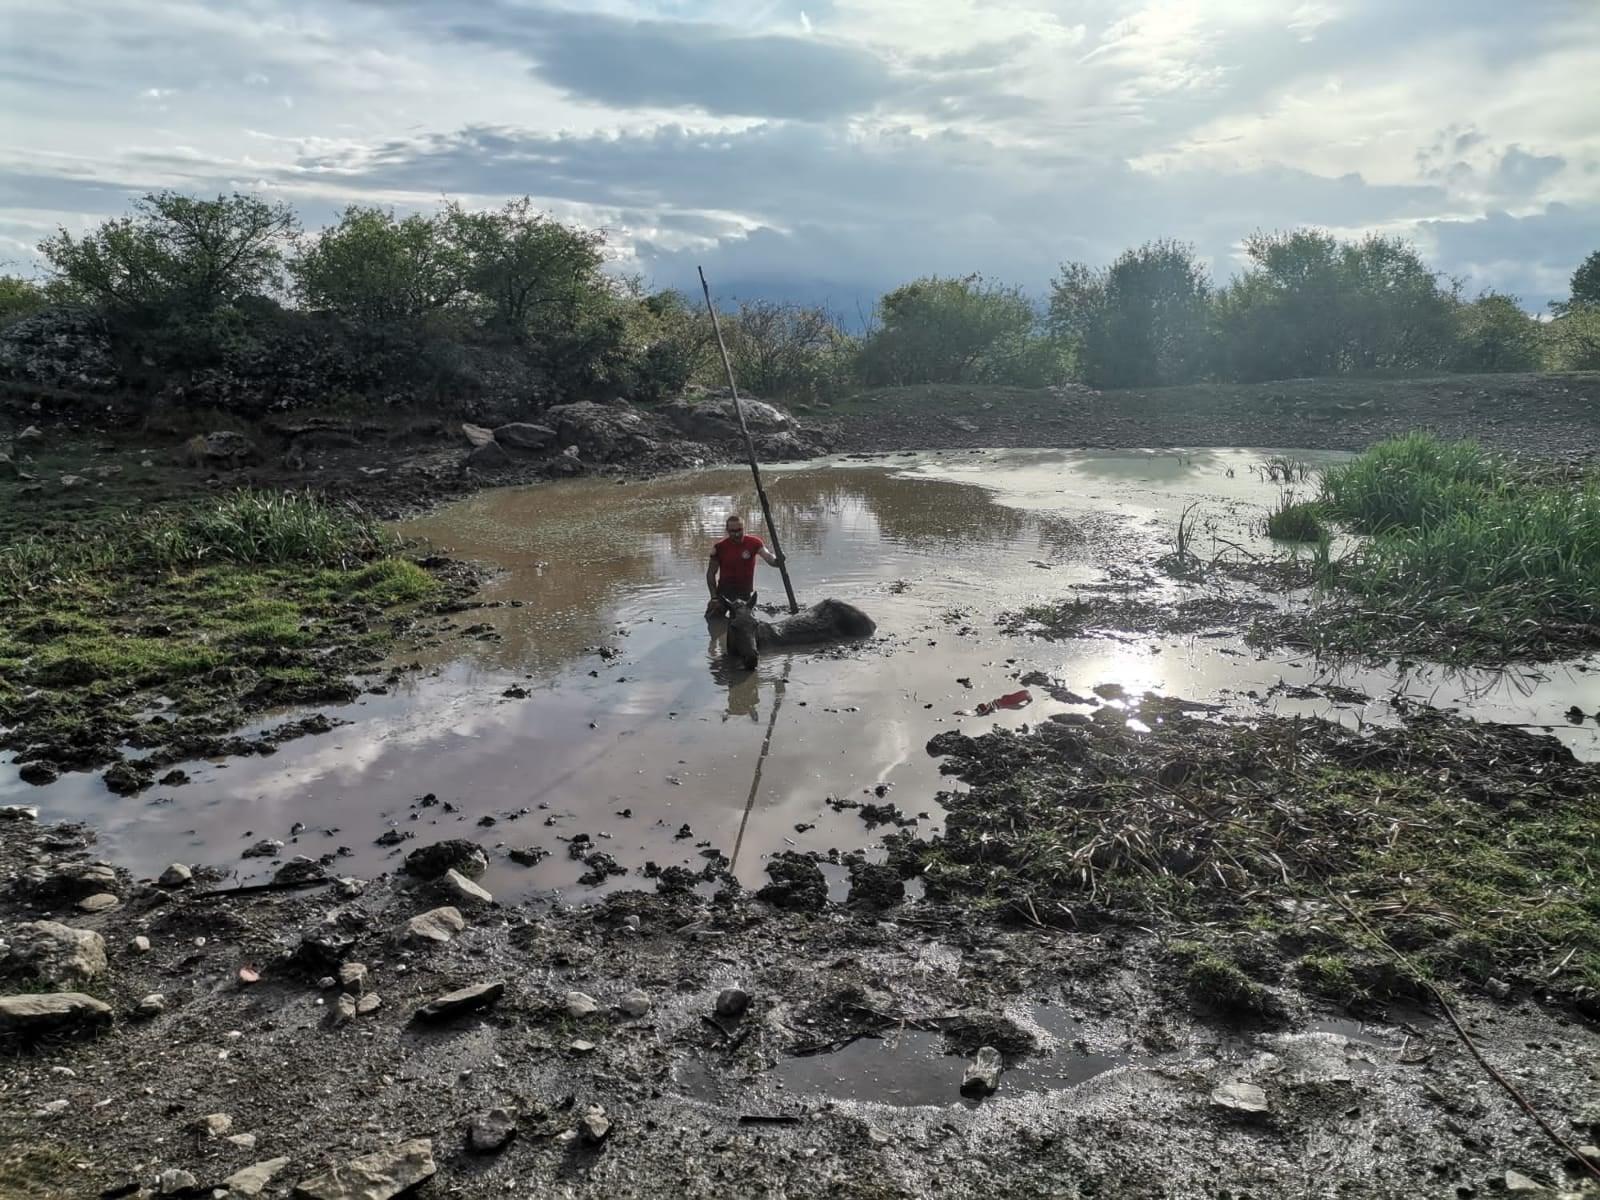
4;378;1600;1198
4;799;1598;1200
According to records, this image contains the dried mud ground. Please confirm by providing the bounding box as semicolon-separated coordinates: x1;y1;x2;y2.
3;802;1599;1200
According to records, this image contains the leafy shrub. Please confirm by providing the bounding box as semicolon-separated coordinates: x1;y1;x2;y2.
860;275;1045;386
1543;304;1600;371
0;275;54;328
1450;292;1540;372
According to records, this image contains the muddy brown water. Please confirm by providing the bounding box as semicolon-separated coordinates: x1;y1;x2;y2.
5;448;1596;899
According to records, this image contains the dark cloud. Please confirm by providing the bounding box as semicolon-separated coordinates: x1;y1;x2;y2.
1493;146;1565;197
399;3;901;120
1420;203;1598;304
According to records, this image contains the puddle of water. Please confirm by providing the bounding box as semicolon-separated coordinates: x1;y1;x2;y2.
5;448;1595;896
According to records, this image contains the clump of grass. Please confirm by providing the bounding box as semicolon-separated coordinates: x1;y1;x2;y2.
1170;942;1281;1018
31;634;222;688
1264;493;1325;542
1258;455;1312;484
343;558;439;606
1306;433;1600;660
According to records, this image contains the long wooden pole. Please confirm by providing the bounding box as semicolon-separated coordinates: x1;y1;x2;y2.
698;266;800;614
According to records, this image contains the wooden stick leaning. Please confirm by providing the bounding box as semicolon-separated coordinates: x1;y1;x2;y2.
698;266;800;614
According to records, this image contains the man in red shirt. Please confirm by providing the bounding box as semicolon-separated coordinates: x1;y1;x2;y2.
705;513;782;616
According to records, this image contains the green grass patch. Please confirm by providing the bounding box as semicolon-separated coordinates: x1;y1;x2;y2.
1293;433;1600;660
0;491;459;788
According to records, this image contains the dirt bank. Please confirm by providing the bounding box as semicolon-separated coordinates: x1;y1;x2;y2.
3;800;1598;1200
824;373;1600;463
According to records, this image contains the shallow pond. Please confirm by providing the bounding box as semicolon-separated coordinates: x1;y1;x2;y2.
6;448;1596;898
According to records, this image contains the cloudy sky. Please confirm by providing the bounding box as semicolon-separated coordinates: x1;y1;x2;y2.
2;0;1596;310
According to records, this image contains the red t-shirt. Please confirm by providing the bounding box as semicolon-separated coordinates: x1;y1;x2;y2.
711;535;764;593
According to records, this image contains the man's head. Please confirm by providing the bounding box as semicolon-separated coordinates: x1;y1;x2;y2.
724;514;745;541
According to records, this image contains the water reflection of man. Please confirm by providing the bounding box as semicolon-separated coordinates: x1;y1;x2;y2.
705;513;782;617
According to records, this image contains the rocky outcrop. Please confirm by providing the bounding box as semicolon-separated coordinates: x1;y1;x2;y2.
544;400;657;461
0;309;118;393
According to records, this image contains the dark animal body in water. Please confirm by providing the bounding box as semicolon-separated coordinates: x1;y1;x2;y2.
724;598;876;669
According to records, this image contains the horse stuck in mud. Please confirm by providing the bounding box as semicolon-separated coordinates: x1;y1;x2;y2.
723;596;877;670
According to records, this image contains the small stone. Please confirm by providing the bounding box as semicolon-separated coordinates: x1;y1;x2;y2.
1570;1145;1600;1169
357;992;382;1015
242;839;283;859
405;839;488;880
1485;977;1511;1001
0;804;39;819
157;1167;198;1194
333;993;358;1025
129;935;151;954
221;1156;288;1197
338;962;369;993
960;1046;1003;1097
201;1112;233;1137
867;1127;891;1147
225;1133;258;1151
34;1098;69;1116
578;1104;610;1145
1504;1170;1543;1192
622;914;641;932
292;1138;436;1200
318;976;337;990
569;1039;596;1054
566;990;599;1018
1212;1081;1270;1115
336;877;367;899
0;992;113;1033
157;862;193;888
78;892;119;913
714;987;750;1019
441;868;493;906
136;993;166;1018
616;989;651;1018
467;1107;518;1154
413;980;506;1022
400;906;466;944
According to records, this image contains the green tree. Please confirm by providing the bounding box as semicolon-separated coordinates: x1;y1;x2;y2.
1563;250;1600;312
39;192;297;317
442;198;607;338
1449;292;1539;372
860;275;1041;386
623;289;712;401
289;206;465;325
1049;240;1211;388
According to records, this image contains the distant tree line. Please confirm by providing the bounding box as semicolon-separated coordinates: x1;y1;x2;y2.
1;190;1597;411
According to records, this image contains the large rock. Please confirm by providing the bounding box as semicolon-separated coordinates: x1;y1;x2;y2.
460;422;496;448
544;401;654;463
399;906;466;945
405;840;488;880
440;869;492;907
292;1139;436;1200
660;395;794;441
40;861;119;899
464;440;512;471
493;422;557;452
0;991;113;1033
222;1157;290;1197
413;980;505;1022
199;430;257;465
7;921;107;984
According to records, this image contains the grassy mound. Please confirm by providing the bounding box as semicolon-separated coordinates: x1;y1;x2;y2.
0;492;451;785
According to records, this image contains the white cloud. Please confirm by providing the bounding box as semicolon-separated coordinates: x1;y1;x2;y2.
2;0;1595;305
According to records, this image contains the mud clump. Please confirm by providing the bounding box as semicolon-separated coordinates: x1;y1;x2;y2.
404;839;489;881
845;860;905;909
756;852;828;912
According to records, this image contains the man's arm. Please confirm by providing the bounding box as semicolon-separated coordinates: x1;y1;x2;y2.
706;555;720;596
758;545;783;566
